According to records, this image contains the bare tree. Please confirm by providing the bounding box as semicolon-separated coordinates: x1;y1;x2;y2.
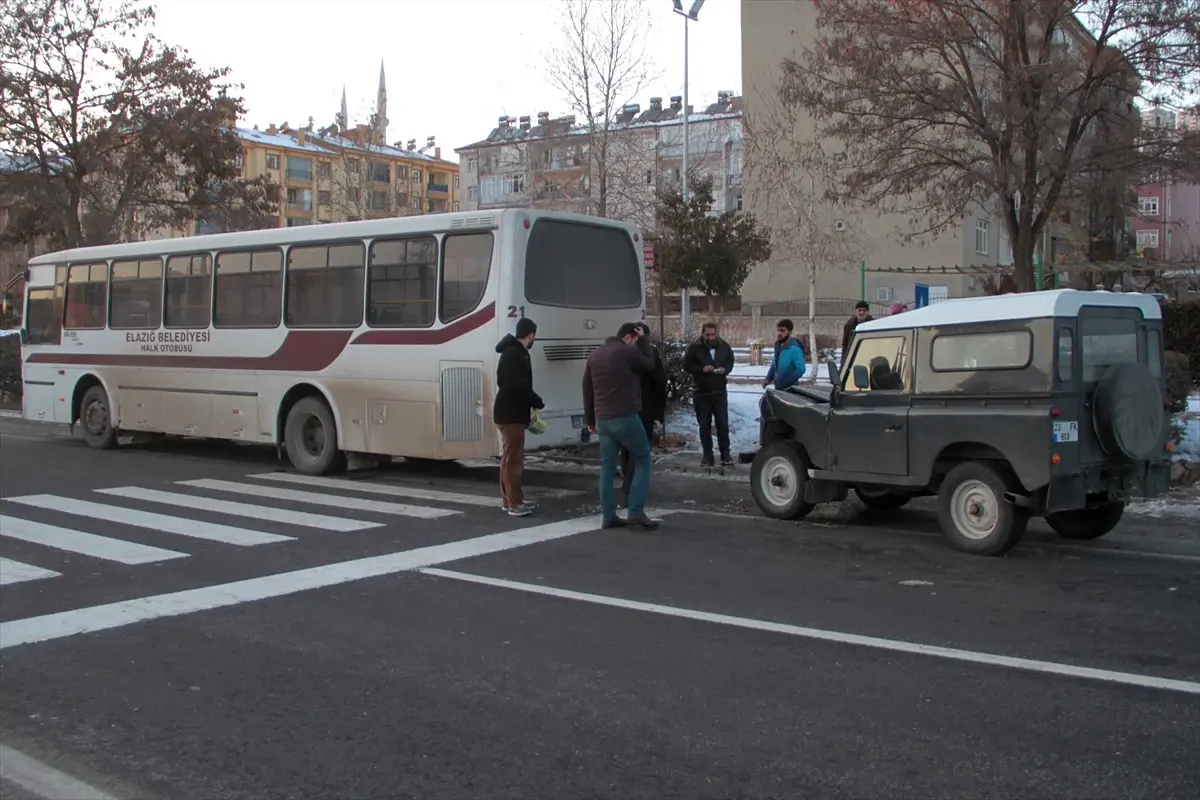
0;0;277;249
773;0;1199;292
744;89;875;362
543;0;659;218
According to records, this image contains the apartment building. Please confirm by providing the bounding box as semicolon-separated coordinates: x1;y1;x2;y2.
1133;109;1200;261
740;0;1099;308
455;92;744;231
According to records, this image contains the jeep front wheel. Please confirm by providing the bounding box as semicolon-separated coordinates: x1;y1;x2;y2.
750;441;816;520
854;486;910;511
936;462;1028;556
1045;502;1125;540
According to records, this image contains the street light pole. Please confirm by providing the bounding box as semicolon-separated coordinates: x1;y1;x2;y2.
673;0;704;341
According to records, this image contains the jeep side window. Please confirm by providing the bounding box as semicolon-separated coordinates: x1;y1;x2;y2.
843;336;908;393
930;330;1032;371
1080;316;1139;382
1146;328;1162;377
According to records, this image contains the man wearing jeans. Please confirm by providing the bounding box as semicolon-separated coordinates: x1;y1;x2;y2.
493;317;544;517
583;322;659;529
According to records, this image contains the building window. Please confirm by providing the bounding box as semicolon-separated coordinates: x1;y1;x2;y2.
174;176;188;193
368;161;390;183
165;254;212;328
266;154;280;169
286;242;365;328
975;219;989;255
467;158;478;171
63;263;108;329
109;258;164;329
453;201;460;212
440;233;493;323
454;175;459;189
412;196;420;210
285;217;312;227
368;190;389;211
843;336;909;393
736;195;743;211
318;162;331;179
349;187;361;203
468;186;478;201
286;156;312;181
412;169;422;183
1138;196;1160;216
213;248;283;328
286;187;312;211
1136;229;1160;248
396;166;409;180
931;330;1032;371
367;236;438;327
318;190;331;206
346;158;360;174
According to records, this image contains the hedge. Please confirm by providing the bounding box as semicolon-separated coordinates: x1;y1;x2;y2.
1163;299;1200;388
0;336;19;403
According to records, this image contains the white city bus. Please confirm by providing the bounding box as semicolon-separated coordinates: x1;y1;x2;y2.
16;209;645;474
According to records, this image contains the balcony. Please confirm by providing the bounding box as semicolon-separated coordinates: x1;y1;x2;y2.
428;181;449;194
285;167;313;182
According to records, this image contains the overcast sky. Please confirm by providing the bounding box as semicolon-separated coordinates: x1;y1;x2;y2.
152;0;743;161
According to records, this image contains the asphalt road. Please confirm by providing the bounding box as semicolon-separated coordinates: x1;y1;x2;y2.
1;419;1198;800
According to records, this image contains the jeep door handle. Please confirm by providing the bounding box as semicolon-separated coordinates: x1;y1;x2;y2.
884;424;903;432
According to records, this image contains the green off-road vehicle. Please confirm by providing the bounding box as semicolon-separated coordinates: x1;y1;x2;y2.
747;289;1172;556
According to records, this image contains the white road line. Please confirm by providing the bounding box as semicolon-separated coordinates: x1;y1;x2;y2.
178;478;460;519
418;569;1200;697
0;557;62;586
0;516;188;565
0;743;119;800
4;495;292;547
0;512;672;650
94;486;383;532
248;472;509;507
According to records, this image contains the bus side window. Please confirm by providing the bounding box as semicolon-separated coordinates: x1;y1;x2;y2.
24;287;61;345
214;248;283;328
110;258;164;329
63;263;108;330
286;242;365;328
367;236;437;328
165;254;213;329
439;232;493;323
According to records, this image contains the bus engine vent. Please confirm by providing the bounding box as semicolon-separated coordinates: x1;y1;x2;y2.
449;215;496;228
543;344;599;362
441;365;484;443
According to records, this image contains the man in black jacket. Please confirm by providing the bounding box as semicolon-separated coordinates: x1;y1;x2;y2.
684;322;736;466
619;322;668;506
494;317;544;517
841;301;873;370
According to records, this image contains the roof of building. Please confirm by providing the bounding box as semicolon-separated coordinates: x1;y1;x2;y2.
855;289;1163;333
233;127;457;166
455;93;743;152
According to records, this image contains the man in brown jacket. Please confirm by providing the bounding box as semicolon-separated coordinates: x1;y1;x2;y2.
583;322;659;529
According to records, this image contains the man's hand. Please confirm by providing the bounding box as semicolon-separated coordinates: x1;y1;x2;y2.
715;367;725;375
703;365;714;373
761;381;770;389
588;425;597;435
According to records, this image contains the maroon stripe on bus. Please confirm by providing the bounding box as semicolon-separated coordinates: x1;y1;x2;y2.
349;302;496;345
24;330;354;371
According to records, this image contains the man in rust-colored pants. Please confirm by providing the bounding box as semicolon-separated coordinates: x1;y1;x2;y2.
493;317;543;516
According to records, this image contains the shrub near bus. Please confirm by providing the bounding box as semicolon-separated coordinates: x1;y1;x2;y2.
16;209;644;475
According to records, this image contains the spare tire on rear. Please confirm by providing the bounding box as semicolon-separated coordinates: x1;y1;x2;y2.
1091;362;1163;462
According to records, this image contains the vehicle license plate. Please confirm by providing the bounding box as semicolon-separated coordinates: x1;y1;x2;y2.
571;415;584;429
1052;421;1079;443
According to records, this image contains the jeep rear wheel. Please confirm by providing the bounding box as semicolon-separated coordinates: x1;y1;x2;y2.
1046;502;1125;540
854;486;910;511
750;441;816;520
936;462;1028;556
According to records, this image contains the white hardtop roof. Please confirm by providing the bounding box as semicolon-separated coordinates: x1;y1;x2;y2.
856;289;1162;334
28;208;638;266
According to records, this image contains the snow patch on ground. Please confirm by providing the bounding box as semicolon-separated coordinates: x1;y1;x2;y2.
1125;495;1200;519
1176;394;1200;459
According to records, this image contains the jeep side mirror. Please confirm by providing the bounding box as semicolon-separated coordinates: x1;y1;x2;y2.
825;356;841;388
19;328;28;345
852;364;870;389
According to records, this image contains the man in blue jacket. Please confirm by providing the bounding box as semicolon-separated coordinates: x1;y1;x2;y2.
761;318;807;391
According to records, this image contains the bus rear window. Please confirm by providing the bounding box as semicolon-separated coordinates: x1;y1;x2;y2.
524;220;641;309
1080;315;1139;381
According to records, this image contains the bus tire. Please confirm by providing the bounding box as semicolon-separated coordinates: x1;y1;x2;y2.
284;397;345;475
79;385;119;450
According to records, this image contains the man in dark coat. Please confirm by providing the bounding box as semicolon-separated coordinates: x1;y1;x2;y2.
583;322;658;529
619;322;668;505
841;301;874;369
684;321;737;466
494;317;544;517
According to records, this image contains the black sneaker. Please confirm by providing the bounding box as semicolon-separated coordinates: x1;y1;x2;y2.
720;453;734;466
602;517;628;529
627;514;660;530
700;454;715;467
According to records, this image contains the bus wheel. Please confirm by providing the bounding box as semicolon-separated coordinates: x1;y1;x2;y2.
284;397;345;475
80;385;119;450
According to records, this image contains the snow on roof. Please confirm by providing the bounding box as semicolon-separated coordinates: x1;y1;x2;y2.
234;127;330;154
455;107;743;152
233;128;453;165
855;289;1163;334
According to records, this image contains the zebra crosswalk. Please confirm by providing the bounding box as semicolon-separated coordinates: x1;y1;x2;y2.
0;472;563;587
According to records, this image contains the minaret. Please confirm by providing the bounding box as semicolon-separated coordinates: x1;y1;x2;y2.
374;59;388;142
337;86;348;131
